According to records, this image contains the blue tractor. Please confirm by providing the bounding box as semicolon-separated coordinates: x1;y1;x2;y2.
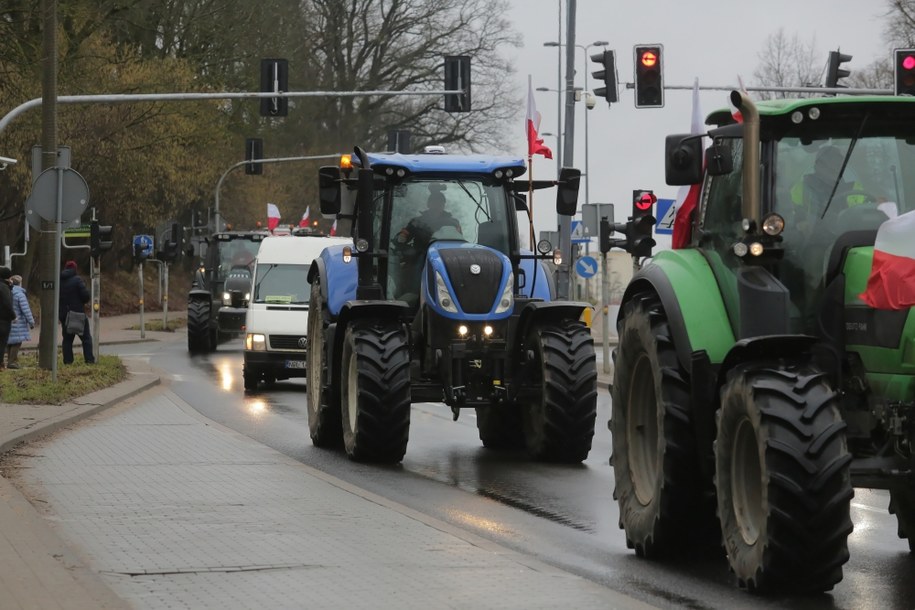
306;147;597;463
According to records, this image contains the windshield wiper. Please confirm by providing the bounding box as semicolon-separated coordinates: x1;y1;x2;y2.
456;180;490;221
820;112;870;219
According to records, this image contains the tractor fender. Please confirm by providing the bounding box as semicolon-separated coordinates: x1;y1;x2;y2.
619;249;735;373
514;300;591;349
716;334;819;389
188;288;211;302
307;244;357;316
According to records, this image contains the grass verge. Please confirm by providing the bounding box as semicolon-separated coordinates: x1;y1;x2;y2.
125;318;187;332
0;353;127;405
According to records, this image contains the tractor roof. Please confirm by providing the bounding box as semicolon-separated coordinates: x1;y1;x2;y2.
361;151;527;177
706;95;915;127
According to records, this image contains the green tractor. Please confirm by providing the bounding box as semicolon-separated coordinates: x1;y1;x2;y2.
611;91;915;593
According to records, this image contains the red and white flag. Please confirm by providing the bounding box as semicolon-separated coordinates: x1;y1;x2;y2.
526;75;553;159
860;210;915;309
329;218;338;236
267;203;281;233
299;207;310;228
672;78;703;249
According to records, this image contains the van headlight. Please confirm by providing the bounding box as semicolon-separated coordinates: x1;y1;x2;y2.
245;333;266;351
435;271;458;313
494;272;514;314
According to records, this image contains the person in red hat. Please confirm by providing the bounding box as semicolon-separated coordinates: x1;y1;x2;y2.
59;260;95;364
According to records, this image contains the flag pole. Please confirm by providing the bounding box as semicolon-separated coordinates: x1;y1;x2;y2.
528;154;535;250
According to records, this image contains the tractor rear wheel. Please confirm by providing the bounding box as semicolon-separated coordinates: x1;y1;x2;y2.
306;280;341;447
187;299;212;353
610;292;715;558
716;364;853;593
476;403;524;450
521;319;597;463
341;320;411;463
889;488;915;552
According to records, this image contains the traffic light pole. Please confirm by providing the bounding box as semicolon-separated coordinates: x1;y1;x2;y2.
558;0;577;300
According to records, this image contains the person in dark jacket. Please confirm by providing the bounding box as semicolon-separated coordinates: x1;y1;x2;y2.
0;267;14;369
59;260;95;364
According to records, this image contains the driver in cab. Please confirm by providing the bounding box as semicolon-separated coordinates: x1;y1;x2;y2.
395;189;462;250
790;145;868;222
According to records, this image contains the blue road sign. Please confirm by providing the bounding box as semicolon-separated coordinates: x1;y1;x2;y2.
571;219;591;244
133;234;154;258
575;255;599;279
655;198;677;235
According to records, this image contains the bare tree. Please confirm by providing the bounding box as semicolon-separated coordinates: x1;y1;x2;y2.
753;28;822;98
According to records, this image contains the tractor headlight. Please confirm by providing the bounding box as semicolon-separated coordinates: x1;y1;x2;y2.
458;324;469;337
342;246;353;263
761;213;785;236
494;272;514;314
245;333;266;351
435;271;458;313
222;292;231;305
749;242;765;256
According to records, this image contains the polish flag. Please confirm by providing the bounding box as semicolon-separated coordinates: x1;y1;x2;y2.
267;203;281;233
672;78;703;249
526;75;553;159
299;207;310;228
860;210;915;309
329;218;338;236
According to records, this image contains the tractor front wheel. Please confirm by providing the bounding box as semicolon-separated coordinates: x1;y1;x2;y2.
611;292;714;558
341;320;411;463
889;487;915;552
521;319;597;463
306;280;341;447
187;299;212;353
715;364;853;593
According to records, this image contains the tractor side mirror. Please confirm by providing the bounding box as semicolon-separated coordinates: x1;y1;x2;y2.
319;166;342;215
705;140;734;176
665;133;703;185
555;167;581;216
514;192;528;211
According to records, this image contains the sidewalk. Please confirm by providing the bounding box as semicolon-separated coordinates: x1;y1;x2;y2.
0;313;620;609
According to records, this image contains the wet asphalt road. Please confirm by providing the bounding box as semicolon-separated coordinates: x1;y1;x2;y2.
113;338;915;610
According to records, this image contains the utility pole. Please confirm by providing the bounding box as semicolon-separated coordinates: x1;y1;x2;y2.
38;0;59;373
557;0;576;300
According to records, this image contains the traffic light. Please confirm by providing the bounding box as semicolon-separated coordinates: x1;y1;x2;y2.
590;49;619;104
259;58;288;117
825;50;852;88
245;138;263;175
90;220;113;258
444;55;471;112
599;218;612;253
895;49;915;96
633;44;664;108
604;216;656;258
159;222;181;262
632;189;657;220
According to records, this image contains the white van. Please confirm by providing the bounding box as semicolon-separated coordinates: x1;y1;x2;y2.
243;234;350;391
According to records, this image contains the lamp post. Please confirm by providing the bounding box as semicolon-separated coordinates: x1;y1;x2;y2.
543;40;562;176
576;41;608;210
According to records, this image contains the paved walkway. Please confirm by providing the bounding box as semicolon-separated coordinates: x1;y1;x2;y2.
0;313;625;609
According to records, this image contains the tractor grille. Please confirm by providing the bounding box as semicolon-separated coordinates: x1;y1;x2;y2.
439;249;502;314
270;335;308;350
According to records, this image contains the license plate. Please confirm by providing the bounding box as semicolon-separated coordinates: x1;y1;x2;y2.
285;360;307;369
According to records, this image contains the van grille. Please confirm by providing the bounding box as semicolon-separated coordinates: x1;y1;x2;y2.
270;335;307;350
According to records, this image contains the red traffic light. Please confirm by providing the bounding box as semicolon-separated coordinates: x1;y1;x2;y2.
904;55;915;70
635;192;657;211
639;50;658;68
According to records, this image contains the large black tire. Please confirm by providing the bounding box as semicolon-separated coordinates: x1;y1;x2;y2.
306;279;341;447
521;319;597;463
187;298;212;353
476;403;524;450
888;488;915;552
716;364;853;593
610;292;715;558
340;320;411;463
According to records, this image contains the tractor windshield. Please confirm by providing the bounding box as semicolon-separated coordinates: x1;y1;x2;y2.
381;177;512;305
217;238;260;280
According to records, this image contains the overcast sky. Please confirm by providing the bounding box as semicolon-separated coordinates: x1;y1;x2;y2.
501;0;890;243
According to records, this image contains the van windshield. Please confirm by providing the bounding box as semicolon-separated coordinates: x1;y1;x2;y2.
253;264;310;304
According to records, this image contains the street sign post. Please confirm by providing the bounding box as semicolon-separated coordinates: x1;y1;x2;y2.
655;198;677;235
575;255;599;278
133;234;154;258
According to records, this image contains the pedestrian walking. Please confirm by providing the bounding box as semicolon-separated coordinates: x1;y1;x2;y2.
59;260;95;364
0;267;13;369
7;275;35;369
